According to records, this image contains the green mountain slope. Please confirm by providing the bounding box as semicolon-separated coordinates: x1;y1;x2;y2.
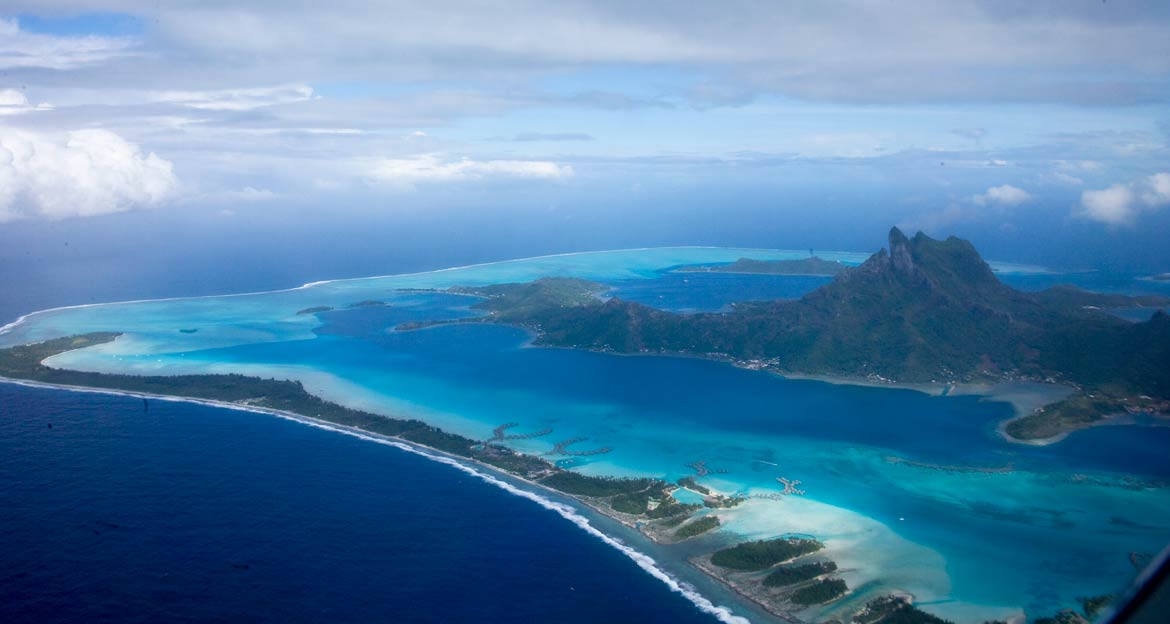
439;228;1170;440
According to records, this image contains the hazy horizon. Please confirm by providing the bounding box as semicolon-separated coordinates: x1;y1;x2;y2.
1;2;1169;285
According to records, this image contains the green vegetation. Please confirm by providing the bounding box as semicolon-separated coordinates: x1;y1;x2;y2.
537;471;660;497
853;596;954;624
677;256;847;276
452;277;608;322
438;228;1170;440
610;490;652;514
762;561;838;587
348;300;387;308
474;448;552;477
678;476;710;495
179;328;198;334
1006;394;1127;440
657;514;689;528
710;537;823;571
296;306;333;315
790;578;846;605
675;515;720;539
0;334;487;456
646;500;701;519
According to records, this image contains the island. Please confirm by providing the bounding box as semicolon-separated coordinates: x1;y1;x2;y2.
0;331;939;622
676;256;848;276
410;227;1170;442
1;228;1156;623
295;306;334;315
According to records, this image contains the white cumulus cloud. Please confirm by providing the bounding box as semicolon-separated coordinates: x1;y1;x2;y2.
0;89;53;116
972;184;1032;207
1078;172;1170;225
365;154;573;188
0;128;177;222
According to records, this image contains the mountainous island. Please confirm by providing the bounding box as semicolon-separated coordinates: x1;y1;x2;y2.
414;228;1170;442
676;256;848;276
0;231;1154;623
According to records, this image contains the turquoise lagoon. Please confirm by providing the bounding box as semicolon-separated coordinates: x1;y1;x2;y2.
4;247;1170;623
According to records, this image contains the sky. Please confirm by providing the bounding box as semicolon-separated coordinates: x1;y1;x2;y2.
1;1;1170;274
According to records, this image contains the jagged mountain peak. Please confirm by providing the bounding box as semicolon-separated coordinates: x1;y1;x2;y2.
861;228;1003;295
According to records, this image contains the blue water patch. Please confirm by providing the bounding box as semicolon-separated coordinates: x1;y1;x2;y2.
1035;424;1170;478
1000;272;1170;297
186;312;1170;480
673;488;707;505
0;383;722;624
608;271;832;312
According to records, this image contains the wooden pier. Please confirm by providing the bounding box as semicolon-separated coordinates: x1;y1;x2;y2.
546;436;612;456
485;422;554;445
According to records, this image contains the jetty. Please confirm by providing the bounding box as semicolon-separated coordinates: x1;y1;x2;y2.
485;422;554;445
546;436;612;456
687;460;710;476
686;460;729;476
776;477;806;495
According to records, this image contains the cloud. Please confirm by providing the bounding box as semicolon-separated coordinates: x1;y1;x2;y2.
0;128;176;222
0;17;135;70
1043;160;1105;186
511;132;594;142
149;84;316;111
365;154;572;188
1078;172;1170;225
972;184;1032;207
1051;172;1083;186
0;89;53;116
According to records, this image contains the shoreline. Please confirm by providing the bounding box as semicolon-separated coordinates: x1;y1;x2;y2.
0;374;762;624
776;372;1081;446
690;556;812;624
995;408;1170;447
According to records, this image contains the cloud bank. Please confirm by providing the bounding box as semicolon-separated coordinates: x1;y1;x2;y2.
365;154;572;188
1079;173;1170;225
0;128;177;222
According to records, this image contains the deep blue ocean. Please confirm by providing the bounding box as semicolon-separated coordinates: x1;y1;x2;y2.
0;248;739;624
0;383;722;624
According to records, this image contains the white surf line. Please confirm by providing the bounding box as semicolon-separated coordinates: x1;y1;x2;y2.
0;376;752;624
0;245;867;337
